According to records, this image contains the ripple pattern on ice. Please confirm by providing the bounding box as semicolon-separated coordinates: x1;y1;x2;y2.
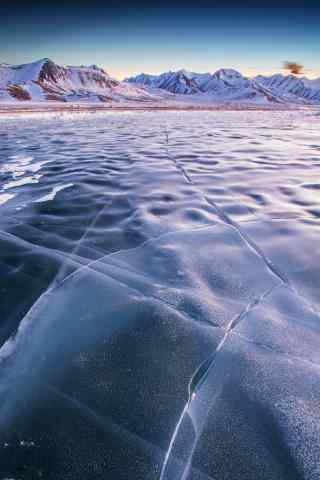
0;111;319;480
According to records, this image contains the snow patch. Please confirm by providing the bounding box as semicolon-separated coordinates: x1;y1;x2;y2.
34;183;74;202
3;174;42;190
0;193;15;206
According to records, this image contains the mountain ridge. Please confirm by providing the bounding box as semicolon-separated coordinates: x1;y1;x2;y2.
127;68;320;104
0;58;160;104
1;58;320;105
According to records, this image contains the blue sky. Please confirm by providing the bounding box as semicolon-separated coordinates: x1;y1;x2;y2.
1;1;319;79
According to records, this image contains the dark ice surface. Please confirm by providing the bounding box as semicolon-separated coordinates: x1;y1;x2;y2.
0;110;319;479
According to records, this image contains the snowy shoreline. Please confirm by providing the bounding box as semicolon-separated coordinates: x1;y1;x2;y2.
0;102;306;115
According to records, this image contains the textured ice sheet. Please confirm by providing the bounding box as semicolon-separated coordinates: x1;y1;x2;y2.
0;110;319;479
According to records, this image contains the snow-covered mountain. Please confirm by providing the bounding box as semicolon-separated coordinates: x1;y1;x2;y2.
193;69;284;104
302;77;320;90
126;70;203;94
127;68;285;104
0;58;160;104
1;58;319;106
127;68;320;105
254;74;320;104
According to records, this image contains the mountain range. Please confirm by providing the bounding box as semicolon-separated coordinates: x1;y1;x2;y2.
126;68;320;104
1;58;320;106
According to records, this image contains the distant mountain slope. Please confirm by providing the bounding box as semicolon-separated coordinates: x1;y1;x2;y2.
254;74;320;104
126;70;203;94
0;59;160;103
127;68;320;104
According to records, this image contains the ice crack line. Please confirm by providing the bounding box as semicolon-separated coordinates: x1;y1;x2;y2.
161;126;320;480
48;385;215;480
164;124;287;286
159;283;280;480
164;126;192;184
164;125;320;318
188;282;280;398
0;223;222;363
54;134;136;283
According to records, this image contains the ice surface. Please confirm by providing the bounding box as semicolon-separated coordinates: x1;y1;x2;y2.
0;110;319;479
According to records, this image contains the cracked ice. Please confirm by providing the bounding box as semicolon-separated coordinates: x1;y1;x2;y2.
0;110;320;480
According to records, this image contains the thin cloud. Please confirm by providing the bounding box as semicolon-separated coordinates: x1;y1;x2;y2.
283;61;304;75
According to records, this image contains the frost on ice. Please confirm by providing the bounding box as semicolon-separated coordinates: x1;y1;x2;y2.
0;111;319;479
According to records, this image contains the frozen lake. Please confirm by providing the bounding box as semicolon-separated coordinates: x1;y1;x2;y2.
0;110;320;479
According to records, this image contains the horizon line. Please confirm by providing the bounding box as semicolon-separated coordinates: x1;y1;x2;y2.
1;57;319;81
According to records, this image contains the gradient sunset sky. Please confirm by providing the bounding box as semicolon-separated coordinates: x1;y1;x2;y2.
1;0;319;79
